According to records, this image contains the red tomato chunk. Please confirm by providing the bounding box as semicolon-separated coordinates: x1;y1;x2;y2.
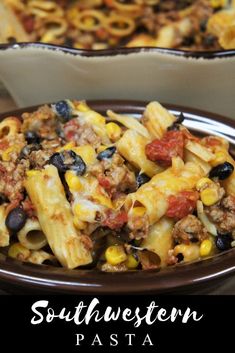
166;191;199;220
98;176;111;190
64;119;80;141
102;210;128;230
145;130;185;167
21;15;35;33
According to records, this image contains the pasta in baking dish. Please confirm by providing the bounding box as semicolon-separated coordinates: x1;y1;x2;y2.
0;100;234;271
3;0;235;50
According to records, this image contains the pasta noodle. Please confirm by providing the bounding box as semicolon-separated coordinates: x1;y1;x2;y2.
17;218;47;250
142;101;176;139
117;129;162;177
0;99;234;272
2;0;235;50
24;165;92;269
27;250;57;265
0;206;10;247
141;217;174;267
125;157;205;225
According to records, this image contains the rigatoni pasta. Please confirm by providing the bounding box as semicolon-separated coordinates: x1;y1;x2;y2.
0;99;235;272
24;165;93;269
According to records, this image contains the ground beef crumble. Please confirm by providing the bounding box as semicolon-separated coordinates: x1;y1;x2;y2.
21;105;57;139
205;195;235;234
172;214;208;244
90;153;136;197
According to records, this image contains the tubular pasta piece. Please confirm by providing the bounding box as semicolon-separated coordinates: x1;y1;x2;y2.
68;174;113;227
126;34;156;47
0;2;29;43
142;101;176;139
27;0;64;19
125;157;205;225
117;129;162;177
105;14;135;37
107;110;150;138
0;206;10;247
184;150;212;175
39;17;68;43
185;140;215;162
70;9;105;32
219;24;235;49
197;201;217;236
27;250;57;265
105;0;142;12
154;25;176;48
5;0;26;12
0;117;21;138
17;218;48;250
207;9;235;37
24;165;92;269
154;18;192;48
141;217;174;267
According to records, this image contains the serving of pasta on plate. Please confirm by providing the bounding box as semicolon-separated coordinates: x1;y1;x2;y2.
0;100;234;272
2;0;235;50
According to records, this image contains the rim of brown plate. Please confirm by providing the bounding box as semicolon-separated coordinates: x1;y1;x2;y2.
0;100;235;294
1;42;235;59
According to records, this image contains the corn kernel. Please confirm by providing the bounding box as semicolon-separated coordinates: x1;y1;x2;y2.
200;239;213;257
8;242;30;261
2;146;18;161
196;178;213;191
105;245;127;266
131;207;146;217
56;141;75;152
105;122;122;142
126;254;139;269
73;217;87;230
26;170;38;177
200;188;220;206
74;203;96;222
72;145;96;165
65;171;82;192
210;151;227;167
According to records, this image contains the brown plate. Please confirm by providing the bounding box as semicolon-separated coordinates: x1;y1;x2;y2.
0;100;235;294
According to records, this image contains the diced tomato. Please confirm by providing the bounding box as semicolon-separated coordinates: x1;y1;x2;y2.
145;130;185;167
98;176;111;190
102;210;128;230
95;28;108;40
64;119;79;141
166;191;199;220
21;15;35;33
